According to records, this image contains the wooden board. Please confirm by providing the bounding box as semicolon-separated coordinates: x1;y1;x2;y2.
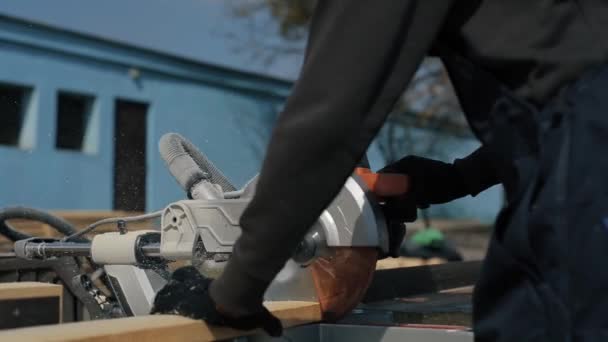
376;257;445;270
0;301;321;342
0;282;63;328
405;219;488;233
364;261;481;303
361;286;474;327
0;282;63;300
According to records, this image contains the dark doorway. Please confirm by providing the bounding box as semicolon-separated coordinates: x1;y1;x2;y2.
113;100;148;212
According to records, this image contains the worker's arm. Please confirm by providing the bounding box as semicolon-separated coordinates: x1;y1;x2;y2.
210;0;455;315
380;145;500;206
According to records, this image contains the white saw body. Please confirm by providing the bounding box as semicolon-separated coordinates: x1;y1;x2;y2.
13;133;391;317
87;173;387;315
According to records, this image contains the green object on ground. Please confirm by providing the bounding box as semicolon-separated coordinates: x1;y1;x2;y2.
411;228;445;247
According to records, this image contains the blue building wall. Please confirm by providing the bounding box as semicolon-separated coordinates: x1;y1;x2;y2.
0;15;502;222
0;15;287;211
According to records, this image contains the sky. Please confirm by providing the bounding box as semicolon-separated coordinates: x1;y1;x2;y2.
0;0;305;80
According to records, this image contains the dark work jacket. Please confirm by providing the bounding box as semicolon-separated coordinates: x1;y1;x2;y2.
210;0;608;333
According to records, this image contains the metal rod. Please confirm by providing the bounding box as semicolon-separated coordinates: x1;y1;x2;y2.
140;243;160;257
23;242;162;259
28;242;92;257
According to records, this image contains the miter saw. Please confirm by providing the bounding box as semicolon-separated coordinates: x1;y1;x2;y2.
10;133;406;321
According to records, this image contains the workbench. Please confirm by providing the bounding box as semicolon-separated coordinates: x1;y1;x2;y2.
242;285;475;341
0;261;479;341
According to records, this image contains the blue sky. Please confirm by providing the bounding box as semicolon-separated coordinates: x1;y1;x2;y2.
0;0;304;79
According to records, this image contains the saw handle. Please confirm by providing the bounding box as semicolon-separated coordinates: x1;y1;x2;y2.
355;167;414;259
355;167;410;197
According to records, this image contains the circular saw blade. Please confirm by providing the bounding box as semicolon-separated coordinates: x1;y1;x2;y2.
309;247;378;321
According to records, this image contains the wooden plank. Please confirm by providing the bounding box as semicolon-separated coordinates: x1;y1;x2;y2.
0;282;63;328
0;282;63;300
376;257;445;270
0;301;321;342
440;286;474;295
405;219;489;233
362;286;474;327
363;261;481;303
0;258;93;322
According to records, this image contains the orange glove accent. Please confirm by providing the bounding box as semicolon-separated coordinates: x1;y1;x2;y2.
354;167;410;197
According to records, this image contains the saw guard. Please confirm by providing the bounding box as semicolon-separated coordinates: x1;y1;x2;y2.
310;247;378;321
318;176;389;254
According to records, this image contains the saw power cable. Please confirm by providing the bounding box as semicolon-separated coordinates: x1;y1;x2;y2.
62;210;163;241
0;206;83;241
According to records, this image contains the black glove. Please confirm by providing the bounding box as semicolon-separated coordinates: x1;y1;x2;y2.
150;266;283;337
379;156;470;207
375;156;464;258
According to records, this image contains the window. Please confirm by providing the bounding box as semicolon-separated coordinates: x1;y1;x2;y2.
56;92;94;151
0;84;30;146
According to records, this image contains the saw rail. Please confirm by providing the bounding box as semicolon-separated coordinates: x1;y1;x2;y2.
14;241;161;259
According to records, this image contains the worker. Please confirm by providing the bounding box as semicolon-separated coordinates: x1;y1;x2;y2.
152;1;608;340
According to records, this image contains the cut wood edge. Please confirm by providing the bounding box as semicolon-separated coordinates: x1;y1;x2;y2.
376;257;446;270
439;286;474;295
0;282;64;324
0;301;321;342
0;282;63;300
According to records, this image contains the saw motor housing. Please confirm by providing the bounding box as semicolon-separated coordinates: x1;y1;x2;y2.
158;173;389;301
161;174;389;261
83;172;389;315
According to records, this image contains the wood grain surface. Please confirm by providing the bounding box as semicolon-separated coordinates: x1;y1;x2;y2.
0;301;321;342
